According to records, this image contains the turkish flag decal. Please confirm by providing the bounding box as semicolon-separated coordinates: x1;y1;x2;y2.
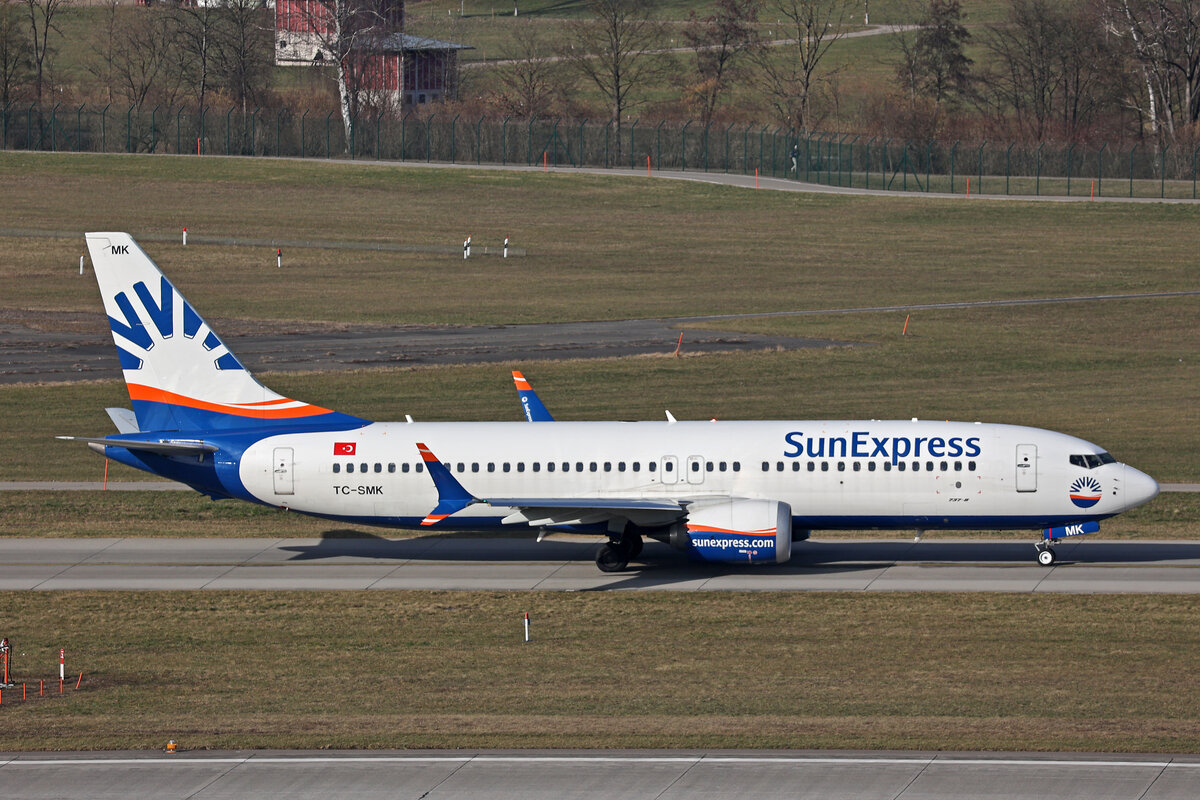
334;442;356;456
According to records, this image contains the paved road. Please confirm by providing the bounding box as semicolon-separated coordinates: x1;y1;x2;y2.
1;749;1198;800
5;536;1200;592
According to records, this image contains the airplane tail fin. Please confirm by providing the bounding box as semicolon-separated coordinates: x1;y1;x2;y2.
84;232;366;433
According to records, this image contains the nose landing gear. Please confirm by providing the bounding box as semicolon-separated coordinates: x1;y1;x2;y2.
1036;543;1056;566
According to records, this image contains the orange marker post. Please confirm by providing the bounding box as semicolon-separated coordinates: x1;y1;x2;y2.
196;137;201;156
76;672;83;689
103;458;109;490
40;679;43;697
755;167;759;189
674;332;683;357
543;151;547;172
902;315;910;336
966;177;970;198
1091;180;1095;200
647;155;651;176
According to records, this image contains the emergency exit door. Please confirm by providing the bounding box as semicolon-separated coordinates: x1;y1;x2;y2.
1015;444;1037;492
273;447;294;495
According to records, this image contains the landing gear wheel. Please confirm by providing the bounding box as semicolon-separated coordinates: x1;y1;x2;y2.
596;542;629;572
626;534;643;559
1037;547;1056;566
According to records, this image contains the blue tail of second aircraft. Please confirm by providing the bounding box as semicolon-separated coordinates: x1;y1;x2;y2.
84;232;366;434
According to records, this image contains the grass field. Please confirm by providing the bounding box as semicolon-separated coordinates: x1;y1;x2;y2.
1;591;1198;752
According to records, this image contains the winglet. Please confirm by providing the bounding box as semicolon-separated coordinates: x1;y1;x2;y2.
512;370;554;422
416;442;478;525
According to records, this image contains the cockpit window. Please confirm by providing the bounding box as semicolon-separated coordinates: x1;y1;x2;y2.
1070;452;1116;469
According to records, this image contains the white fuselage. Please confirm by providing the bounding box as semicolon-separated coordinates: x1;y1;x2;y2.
238;419;1158;532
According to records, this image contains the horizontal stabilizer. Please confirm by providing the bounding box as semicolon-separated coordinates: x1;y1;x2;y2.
105;408;140;434
56;436;217;455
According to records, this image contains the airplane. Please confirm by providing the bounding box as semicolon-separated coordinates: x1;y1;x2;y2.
59;233;1161;572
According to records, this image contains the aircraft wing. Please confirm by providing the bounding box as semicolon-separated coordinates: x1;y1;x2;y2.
56;436;218;455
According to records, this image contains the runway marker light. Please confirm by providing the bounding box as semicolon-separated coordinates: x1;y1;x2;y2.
524;612;530;642
167;740;178;754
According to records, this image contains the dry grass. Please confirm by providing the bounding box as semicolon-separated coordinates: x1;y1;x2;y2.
1;591;1198;752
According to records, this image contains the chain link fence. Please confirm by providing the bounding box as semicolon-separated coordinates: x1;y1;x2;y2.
6;104;1199;199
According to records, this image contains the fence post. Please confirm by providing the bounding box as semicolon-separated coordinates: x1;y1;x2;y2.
527;117;535;165
252;107;261;156
126;105;133;153
348;110;355;158
277;108;286;157
1193;144;1200;199
100;104;109;153
724;122;734;173
882;137;890;188
744;124;751;174
476;115;483;164
199;106;207;155
604;120;610;168
1097;142;1105;197
703;122;712;171
681;120;691;171
655;120;663;169
1129;144;1137;197
326;110;335;158
401;111;410;160
949;140;959;193
864;137;874;189
150;104;161;153
1005;142;1014;194
450;113;459;163
977;141;986;194
552;117;560;166
1161;144;1168;198
925;139;933;191
300;109;308;158
49;102;59;151
376;112;382;160
226;107;234;155
630;119;638;170
426;113;435;162
903;139;910;191
1035;142;1044;195
501;116;509;165
176;107;183;154
1065;143;1074;196
76;104;84;151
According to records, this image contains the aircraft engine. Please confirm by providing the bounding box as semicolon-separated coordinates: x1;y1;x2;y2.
669;499;792;564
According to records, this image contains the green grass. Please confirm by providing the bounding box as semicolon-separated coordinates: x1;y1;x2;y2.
2;591;1198;751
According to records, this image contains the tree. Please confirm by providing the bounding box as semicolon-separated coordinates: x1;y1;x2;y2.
749;0;852;130
85;0;120;105
285;0;402;151
23;0;68;102
682;0;761;123
214;0;273;116
110;6;184;113
911;0;971;105
492;19;562;117
0;0;31;107
173;1;222;113
561;0;665;155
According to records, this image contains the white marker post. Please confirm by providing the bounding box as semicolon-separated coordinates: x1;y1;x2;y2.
464;236;471;259
59;648;64;681
276;248;282;269
523;612;530;642
79;255;84;275
183;227;187;246
503;237;509;258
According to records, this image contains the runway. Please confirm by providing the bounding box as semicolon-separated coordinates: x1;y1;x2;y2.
2;750;1199;799
5;535;1200;592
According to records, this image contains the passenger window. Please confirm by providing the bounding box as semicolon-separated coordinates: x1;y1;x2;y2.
388;463;395;473
487;463;495;473
807;462;815;472
533;462;540;472
821;462;829;472
941;461;948;471
360;463;367;473
884;462;892;471
456;463;465;473
517;463;526;473
590;462;598;472
372;463;380;473
968;461;976;471
911;462;919;472
605;462;613;472
690;461;700;472
333;463;341;474
762;462;769;472
868;462;877;472
402;463;410;473
776;461;784;471
732;462;740;471
649;462;657;472
926;461;934;471
719;462;727;472
576;462;585;472
547;462;555;472
853;462;861;472
347;463;354;473
472;463;479;473
415;463;423;473
562;462;570;472
897;462;906;472
632;462;641;472
954;461;963;471
619;462;627;472
837;462;845;472
663;462;672;472
503;463;511;473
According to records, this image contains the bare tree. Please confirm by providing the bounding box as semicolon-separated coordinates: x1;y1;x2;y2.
682;0;761;123
214;0;273;116
0;0;30;107
750;0;852;130
493;19;562;117
561;0;665;155
174;1;222;113
285;0;402;149
84;0;120;105
23;0;68;102
111;6;183;113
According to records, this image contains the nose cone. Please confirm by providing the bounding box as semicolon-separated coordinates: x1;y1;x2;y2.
1123;465;1160;510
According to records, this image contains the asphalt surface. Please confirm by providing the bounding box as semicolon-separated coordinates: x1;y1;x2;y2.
5;535;1200;592
2;750;1199;800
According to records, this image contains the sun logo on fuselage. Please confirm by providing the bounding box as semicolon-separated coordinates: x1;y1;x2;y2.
1069;476;1103;509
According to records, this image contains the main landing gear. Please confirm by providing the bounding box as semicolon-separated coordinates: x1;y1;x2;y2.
595;532;643;572
1035;541;1057;566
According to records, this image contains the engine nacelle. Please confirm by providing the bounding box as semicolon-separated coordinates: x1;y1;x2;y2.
670;499;792;564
